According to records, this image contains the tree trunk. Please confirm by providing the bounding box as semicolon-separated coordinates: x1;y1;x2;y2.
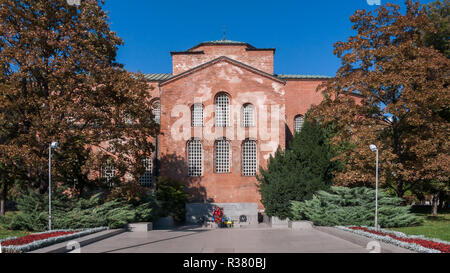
431;193;439;216
0;183;7;216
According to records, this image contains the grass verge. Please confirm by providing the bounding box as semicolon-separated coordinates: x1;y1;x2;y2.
389;206;449;242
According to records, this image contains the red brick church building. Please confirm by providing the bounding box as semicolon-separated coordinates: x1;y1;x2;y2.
142;39;335;219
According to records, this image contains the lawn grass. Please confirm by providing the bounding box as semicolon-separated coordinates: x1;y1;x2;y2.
389;207;450;242
0;227;29;240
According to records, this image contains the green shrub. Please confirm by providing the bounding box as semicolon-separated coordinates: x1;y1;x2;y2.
155;177;189;223
0;187;157;231
53;194;156;229
290;186;422;228
257;120;337;220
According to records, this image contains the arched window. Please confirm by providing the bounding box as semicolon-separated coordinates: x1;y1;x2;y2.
294;115;304;133
139;157;153;187
152;100;161;124
66;113;75;125
242;103;254;127
191;103;203;127
101;160;115;187
215;138;230;173
188;139;202;177
123;111;133;125
242;139;257;176
215;93;230;127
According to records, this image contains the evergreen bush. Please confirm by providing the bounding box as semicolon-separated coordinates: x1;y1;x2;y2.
155;177;189;223
0;187;157;231
290;186;422;227
257;120;337;220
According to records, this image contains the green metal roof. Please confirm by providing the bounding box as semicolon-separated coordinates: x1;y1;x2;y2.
143;73;173;81
143;73;332;82
275;74;332;79
187;39;256;51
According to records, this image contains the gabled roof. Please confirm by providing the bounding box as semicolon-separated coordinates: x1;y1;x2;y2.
143;73;332;82
159;56;286;86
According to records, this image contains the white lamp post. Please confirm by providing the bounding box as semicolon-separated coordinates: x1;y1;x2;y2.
370;144;379;230
49;141;59;231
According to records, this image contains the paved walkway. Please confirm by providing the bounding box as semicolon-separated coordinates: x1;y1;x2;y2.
76;225;410;253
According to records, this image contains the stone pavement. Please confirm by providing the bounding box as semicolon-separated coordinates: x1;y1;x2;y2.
76;225;412;253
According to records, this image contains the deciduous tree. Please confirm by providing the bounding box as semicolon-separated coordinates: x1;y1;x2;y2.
310;1;450;206
0;0;158;212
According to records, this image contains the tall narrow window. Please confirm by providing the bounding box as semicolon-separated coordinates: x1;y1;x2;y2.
215;93;230;127
139;157;153;187
123;111;133;125
242;140;257;176
188;139;202;176
215;139;230;173
192;103;203;127
101;160;115;187
294;115;304;133
152;100;161;124
242;104;254;127
66;113;75;125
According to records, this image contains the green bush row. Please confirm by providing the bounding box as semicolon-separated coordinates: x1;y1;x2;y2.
0;188;157;231
290;187;422;228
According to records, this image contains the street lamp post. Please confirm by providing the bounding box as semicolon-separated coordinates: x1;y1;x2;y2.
48;141;59;231
370;144;379;231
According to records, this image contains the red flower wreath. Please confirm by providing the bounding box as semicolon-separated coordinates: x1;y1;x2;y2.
212;206;224;224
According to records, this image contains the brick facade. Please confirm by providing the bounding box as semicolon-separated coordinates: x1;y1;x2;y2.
147;40;335;210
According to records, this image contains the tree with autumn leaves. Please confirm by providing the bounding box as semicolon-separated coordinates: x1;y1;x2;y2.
310;0;449;215
0;0;158;215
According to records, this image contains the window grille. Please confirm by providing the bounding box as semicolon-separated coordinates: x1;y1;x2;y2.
188;139;202;176
242;140;257;176
139;157;153;187
67;114;75;124
215;139;230;173
123;112;133;125
152;100;160;124
215;94;230;127
101;161;115;187
242;104;254;127
192;103;203;127
294;116;304;133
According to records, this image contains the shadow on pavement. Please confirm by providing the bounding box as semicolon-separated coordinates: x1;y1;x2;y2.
102;227;212;253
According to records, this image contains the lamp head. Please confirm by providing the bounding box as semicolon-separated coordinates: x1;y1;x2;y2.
50;142;59;149
370;144;378;152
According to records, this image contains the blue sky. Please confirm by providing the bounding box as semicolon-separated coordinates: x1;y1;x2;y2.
103;0;434;76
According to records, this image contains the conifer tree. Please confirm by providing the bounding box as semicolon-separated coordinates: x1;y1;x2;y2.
257;119;337;220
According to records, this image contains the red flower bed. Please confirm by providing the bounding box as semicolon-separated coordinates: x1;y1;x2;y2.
350;227;450;253
1;231;76;247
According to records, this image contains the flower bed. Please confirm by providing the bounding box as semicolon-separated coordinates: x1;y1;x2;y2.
1;231;76;247
0;227;108;253
336;226;450;253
